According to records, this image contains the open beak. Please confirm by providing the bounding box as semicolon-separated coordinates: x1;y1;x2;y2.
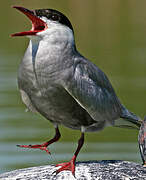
11;6;48;37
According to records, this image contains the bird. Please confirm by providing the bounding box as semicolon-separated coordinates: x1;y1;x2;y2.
138;116;146;166
11;6;141;176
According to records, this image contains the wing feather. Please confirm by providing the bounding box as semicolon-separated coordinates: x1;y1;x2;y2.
64;58;122;124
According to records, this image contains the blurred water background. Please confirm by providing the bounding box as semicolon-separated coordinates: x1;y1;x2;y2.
0;0;146;174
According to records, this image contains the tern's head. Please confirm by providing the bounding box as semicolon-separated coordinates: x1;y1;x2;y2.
11;6;74;43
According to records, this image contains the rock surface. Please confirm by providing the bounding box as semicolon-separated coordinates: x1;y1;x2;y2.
0;160;146;180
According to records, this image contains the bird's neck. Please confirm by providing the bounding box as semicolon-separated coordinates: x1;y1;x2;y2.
28;28;76;64
21;29;77;81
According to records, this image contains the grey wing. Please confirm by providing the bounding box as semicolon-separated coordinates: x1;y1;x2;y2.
64;59;122;125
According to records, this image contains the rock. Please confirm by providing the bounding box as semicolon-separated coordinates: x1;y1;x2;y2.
0;160;145;180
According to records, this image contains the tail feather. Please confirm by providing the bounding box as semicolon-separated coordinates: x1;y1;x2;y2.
114;124;139;130
117;104;142;129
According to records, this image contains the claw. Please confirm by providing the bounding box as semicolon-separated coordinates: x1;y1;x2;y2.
16;127;60;155
17;144;51;154
55;155;76;177
54;132;84;177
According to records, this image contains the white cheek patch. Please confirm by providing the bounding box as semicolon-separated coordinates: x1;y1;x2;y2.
40;17;58;27
40;16;48;23
36;19;74;45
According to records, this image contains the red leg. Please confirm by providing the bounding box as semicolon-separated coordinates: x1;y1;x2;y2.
17;126;61;154
55;132;84;177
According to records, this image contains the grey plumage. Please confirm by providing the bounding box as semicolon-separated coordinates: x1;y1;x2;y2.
12;6;141;132
18;30;140;132
138;116;146;165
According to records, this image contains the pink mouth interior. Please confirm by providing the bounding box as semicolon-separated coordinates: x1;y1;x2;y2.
11;6;48;37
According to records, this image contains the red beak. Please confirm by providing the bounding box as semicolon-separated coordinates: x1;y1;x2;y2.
11;6;48;37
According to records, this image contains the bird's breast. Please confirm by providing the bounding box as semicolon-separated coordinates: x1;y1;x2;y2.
18;60;96;130
18;42;97;130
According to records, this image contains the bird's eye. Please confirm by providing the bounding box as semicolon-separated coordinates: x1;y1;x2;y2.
51;14;59;21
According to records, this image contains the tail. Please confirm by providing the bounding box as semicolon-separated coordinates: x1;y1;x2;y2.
115;104;142;129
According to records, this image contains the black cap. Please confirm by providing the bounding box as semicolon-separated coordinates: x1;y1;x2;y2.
35;9;73;31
